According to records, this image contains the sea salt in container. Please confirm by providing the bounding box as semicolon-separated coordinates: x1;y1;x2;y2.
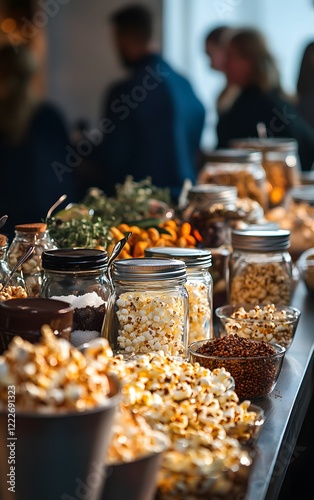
41;248;111;347
144;247;213;344
101;258;189;357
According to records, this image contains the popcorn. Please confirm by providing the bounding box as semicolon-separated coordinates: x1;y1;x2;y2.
0;284;27;301
115;292;186;355
106;406;170;465
185;282;212;343
223;304;297;348
0;327;113;412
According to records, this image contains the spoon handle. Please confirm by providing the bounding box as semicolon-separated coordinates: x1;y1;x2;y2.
2;245;36;290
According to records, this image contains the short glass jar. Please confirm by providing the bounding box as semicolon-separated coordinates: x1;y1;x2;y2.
6;223;57;297
144;247;213;344
230;138;301;208
102;258;189;357
228;229;292;306
0;234;10;285
197;149;267;210
41;248;111;348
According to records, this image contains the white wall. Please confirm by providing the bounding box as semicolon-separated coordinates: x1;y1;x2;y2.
163;0;314;150
46;0;162;130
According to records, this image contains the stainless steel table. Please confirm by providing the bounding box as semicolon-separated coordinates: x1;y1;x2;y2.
245;281;314;500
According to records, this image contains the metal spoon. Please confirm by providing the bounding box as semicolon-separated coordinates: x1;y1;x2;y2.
2;245;35;290
46;194;67;220
107;232;132;285
0;215;8;231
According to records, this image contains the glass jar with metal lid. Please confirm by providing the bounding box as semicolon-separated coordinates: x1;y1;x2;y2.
197;149;267;210
144;247;213;344
230;138;301;208
41;248;111;348
101;258;188;357
228;229;292;306
6;222;57;297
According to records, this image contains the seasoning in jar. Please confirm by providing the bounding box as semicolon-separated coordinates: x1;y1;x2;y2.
6;223;57;297
144;247;213;343
41;248;111;348
102;258;188;357
228;229;292;305
197;149;267;210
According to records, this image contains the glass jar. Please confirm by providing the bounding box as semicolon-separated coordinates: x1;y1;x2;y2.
41;248;111;348
198;149;267;210
230;138;301;208
144;247;213;344
6;223;57;297
228;229;292;306
102;258;188;357
0;234;10;285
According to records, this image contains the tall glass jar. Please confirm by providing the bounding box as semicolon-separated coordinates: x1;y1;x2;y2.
144;247;213;344
6;223;57;297
102;258;188;357
41;248;111;348
230;138;301;208
197;149;267;210
228;229;292;306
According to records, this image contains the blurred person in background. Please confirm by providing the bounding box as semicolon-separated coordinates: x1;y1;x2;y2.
0;44;76;239
296;41;314;130
216;28;314;171
91;4;206;202
205;25;240;115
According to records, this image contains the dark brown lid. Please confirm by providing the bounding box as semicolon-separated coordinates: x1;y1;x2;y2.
0;298;73;335
15;223;47;234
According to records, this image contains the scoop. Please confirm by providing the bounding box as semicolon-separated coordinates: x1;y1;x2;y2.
0;215;8;231
46;194;68;220
1;245;35;290
107;232;132;285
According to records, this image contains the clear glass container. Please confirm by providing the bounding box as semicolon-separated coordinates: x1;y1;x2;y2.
102;258;188;357
41;248;111;348
197;149;267;210
0;234;10;285
6;223;57;297
230;138;301;208
228;229;292;306
144;247;213;344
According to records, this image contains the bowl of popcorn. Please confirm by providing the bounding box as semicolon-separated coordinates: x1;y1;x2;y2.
188;335;286;400
297;248;314;294
101;407;170;500
0;330;121;500
215;303;301;350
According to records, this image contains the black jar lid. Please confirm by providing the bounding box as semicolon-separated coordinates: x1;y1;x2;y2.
42;248;108;271
203;148;262;164
0;298;73;335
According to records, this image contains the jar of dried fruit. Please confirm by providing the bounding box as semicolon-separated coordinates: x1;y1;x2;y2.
144;247;213;344
41;248;111;348
102;258;189;357
228;229;292;306
6;223;57;297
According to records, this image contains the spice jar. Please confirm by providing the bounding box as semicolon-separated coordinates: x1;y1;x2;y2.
198;149;267;210
6;223;57;297
230;138;301;208
41;248;111;348
228;229;292;306
102;258;188;357
144;247;213;344
0;297;74;355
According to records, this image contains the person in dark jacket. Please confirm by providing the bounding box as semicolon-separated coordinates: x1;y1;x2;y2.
0;44;76;240
296;41;314;130
93;4;206;201
216;28;314;171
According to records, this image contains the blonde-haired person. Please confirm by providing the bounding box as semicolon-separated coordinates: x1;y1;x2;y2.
216;28;314;171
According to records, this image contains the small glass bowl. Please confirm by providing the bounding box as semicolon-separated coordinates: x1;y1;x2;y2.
224;403;265;445
297;248;314;294
215;304;301;350
188;338;286;400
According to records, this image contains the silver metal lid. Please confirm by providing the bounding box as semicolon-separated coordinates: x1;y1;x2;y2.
230;137;298;152
203;149;262;164
231;229;290;251
112;258;187;282
144;247;212;269
188;185;238;207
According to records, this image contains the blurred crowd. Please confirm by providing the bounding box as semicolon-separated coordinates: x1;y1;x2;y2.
1;3;314;237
